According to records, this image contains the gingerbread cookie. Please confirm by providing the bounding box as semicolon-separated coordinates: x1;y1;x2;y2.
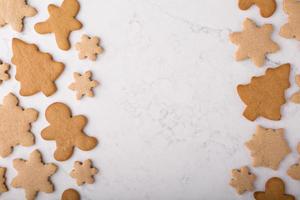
61;189;80;200
0;93;38;157
70;159;98;186
0;62;10;84
0;0;37;32
230;166;256;195
0;167;7;193
75;35;103;61
287;142;300;180
12;38;65;97
230;18;279;67
34;0;82;50
237;63;290;121
41;102;98;161
280;0;300;41
69;71;99;100
245;126;291;170
254;177;295;200
238;0;277;18
287;161;300;180
291;75;300;103
11;150;57;200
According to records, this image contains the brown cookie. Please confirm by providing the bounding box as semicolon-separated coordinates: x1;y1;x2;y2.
0;62;10;84
34;0;82;50
0;93;38;157
68;71;99;100
245;126;291;170
254;177;295;200
41;102;98;161
0;167;7;193
287;161;300;180
238;0;277;18
280;0;300;41
230;166;256;195
237;63;290;121
0;0;37;32
229;18;279;67
70;159;98;186
75;34;103;61
11;150;58;200
291;75;300;103
12;38;65;97
287;142;300;180
61;189;80;200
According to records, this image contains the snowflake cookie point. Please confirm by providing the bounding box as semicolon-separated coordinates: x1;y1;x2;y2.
0;62;10;84
0;167;7;193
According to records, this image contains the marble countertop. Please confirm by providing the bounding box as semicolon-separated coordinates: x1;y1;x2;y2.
0;0;300;199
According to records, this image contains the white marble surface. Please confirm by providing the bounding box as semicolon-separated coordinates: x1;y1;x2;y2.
1;0;300;199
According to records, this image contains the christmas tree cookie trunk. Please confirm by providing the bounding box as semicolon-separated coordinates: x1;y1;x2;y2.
237;64;290;121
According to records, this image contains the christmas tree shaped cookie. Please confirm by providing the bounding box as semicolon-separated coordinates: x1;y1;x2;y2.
237;64;290;121
12;38;65;97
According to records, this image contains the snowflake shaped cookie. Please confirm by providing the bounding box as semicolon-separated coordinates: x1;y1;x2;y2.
0;0;37;32
11;150;57;200
69;71;99;100
70;159;98;186
75;34;103;61
230;166;256;194
0;93;38;157
230;18;279;67
245;126;291;170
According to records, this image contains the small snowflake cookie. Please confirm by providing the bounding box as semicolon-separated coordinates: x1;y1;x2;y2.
230;166;256;195
75;34;103;61
69;71;99;100
230;18;279;67
70;159;99;186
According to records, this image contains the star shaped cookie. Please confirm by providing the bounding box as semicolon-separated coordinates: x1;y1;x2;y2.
230;18;279;67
